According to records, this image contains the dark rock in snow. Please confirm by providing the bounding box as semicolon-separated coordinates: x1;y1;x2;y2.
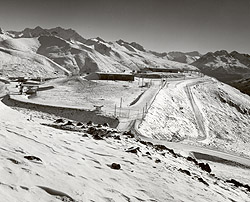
24;155;42;162
186;156;198;165
178;168;191;176
38;186;75;202
103;123;109;127
111;163;121;170
54;118;64;123
7;158;20;164
153;144;167;151
87;121;93;126
123;131;135;138
87;127;96;134
114;135;121;140
198;177;209;186
93;134;103;140
126;147;140;154
97;124;102;128
198;162;212;173
76;122;83;126
64;121;74;126
81;134;89;138
226;179;250;192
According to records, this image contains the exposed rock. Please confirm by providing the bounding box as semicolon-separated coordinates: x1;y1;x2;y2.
87;127;95;134
38;186;75;202
103;123;109;127
76;122;83;126
81;134;89;138
123;131;134;138
54;118;64;123
198;177;209;186
126;147;140;154
226;179;250;192
64;121;74;126
186;156;198;165
198;163;212;173
87;121;93;126
7;158;20;164
93;134;103;140
114;135;121;140
178;168;191;176
97;124;102;128
153;144;167;151
111;163;121;170
24;156;42;162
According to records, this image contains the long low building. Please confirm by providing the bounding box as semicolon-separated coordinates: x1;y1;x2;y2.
85;72;135;81
139;67;199;73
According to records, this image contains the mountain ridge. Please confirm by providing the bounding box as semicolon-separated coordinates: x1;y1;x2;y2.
0;26;198;77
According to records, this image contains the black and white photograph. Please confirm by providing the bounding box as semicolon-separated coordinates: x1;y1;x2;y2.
0;0;250;201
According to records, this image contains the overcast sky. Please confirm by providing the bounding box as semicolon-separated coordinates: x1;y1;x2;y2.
1;0;249;54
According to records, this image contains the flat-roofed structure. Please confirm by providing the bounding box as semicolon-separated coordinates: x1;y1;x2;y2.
85;72;134;81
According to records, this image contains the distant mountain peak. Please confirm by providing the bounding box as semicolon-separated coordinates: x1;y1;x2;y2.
167;51;201;64
0;27;5;34
7;26;87;43
214;50;229;56
129;42;145;51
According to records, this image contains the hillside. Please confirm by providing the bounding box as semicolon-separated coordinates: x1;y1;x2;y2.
0;27;198;77
0;33;70;77
1;93;250;201
139;77;250;157
1;74;250;201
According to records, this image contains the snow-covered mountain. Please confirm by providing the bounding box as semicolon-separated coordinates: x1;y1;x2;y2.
8;26;87;44
0;26;197;77
167;51;202;64
0;31;70;77
191;50;250;95
150;51;201;64
191;50;250;81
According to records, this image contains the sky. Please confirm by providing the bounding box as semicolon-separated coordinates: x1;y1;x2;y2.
0;0;250;54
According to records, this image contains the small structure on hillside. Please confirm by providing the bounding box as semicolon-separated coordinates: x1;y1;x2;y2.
85;72;134;81
93;105;104;113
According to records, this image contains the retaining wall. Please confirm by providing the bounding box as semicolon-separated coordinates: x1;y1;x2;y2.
1;95;119;128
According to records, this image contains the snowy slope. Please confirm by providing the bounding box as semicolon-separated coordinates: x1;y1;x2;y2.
139;76;250;157
1;100;250;201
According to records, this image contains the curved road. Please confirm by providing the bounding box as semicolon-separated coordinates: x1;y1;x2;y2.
129;76;250;168
185;81;207;141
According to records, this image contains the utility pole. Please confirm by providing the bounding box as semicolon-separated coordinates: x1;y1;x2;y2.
120;97;122;108
119;98;122;117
